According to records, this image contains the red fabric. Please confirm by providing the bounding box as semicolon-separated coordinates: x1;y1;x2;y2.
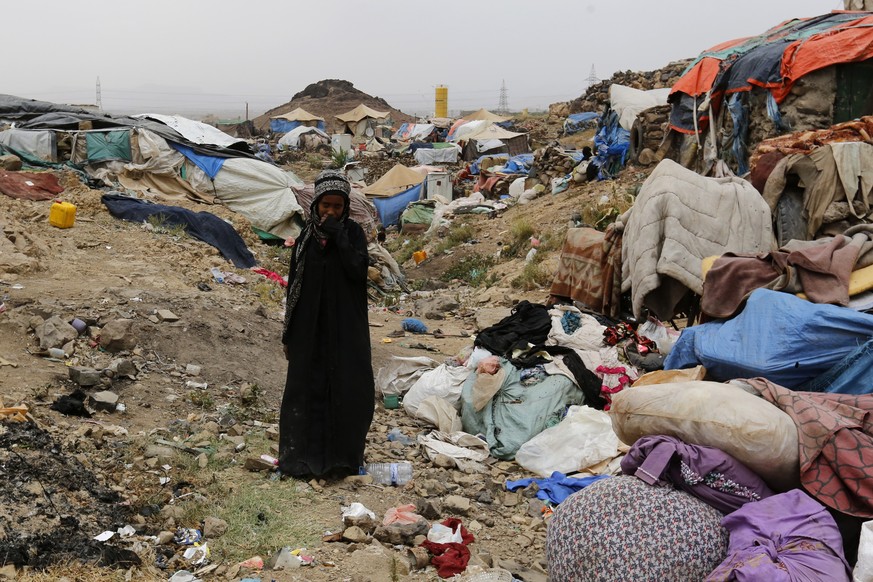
748;378;873;518
774;14;873;102
0;171;63;201
670;57;723;98
252;267;287;287
420;518;475;578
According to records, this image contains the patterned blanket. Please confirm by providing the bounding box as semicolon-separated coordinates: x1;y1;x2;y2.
549;227;622;318
747;378;873;518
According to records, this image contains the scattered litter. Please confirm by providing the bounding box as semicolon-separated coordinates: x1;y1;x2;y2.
93;530;115;542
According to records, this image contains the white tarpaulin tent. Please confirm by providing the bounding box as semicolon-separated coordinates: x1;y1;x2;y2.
0;129;56;162
135;113;245;148
414;144;462;165
207;158;305;239
278;126;330;150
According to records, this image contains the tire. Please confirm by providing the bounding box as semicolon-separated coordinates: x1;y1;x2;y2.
775;186;808;247
627;119;644;165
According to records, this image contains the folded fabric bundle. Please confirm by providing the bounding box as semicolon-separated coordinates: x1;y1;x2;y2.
621;434;775;514
706;489;851;581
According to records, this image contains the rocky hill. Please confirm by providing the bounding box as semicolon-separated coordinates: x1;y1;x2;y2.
253;79;414;133
549;59;692;118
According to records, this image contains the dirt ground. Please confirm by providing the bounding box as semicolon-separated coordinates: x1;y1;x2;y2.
0;157;651;581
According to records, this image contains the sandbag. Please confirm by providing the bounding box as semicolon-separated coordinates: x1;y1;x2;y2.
609;381;799;491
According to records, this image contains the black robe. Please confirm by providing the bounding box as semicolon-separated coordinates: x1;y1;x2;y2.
279;219;374;478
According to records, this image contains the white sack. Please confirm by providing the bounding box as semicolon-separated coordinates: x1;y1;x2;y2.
402;363;472;415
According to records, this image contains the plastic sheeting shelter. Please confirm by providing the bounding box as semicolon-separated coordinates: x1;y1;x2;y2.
563;112;599;135
0;129;57;162
270;107;325;133
372;184;423;227
669;11;873;135
455;123;529;161
362;164;426;197
277;126;329;150
392;123;436;142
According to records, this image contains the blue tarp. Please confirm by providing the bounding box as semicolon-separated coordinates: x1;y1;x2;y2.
664;289;873;388
270;119;325;133
372;184;423;227
170;142;226;179
502;153;535;175
563;112;599;135
591;110;629;180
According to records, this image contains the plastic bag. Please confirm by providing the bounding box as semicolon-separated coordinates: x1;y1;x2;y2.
427;522;463;544
637;317;680;355
515;405;620;478
854;520;873;582
383;504;423;526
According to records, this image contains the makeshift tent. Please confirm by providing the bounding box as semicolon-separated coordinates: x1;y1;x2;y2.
362;164;426;197
336;104;390;140
413;143;462;165
668;11;873;171
362;164;427;227
277;126;329;150
462;108;511;123
392;123;436;142
269;107;325;133
0;129;57;162
590;85;670;180
453;123;529;161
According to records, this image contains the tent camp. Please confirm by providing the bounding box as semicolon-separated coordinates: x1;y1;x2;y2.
462;108;511;123
450;122;529;161
2;101;306;240
667;11;873;173
362;164;426;227
336;104;390;141
269;108;325;134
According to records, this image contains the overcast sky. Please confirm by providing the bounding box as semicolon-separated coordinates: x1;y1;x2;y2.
6;0;843;119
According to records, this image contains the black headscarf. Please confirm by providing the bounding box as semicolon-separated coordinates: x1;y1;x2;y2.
283;170;351;336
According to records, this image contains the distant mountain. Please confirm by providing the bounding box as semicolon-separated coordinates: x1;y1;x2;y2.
253;79;412;133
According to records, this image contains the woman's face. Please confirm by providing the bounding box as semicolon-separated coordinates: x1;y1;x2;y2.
317;194;346;221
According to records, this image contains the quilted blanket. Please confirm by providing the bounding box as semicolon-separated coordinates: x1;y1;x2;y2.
620;159;774;319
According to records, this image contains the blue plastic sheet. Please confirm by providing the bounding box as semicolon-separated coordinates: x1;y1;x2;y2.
170;142;226;179
563;112;599;135
506;472;610;504
270;119;325;133
665;289;873;388
592;110;629;180
502;153;534;175
372;184;423;227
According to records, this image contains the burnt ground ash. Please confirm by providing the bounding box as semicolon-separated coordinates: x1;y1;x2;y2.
0;421;139;570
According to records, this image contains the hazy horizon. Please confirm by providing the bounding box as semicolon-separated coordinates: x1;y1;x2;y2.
5;0;843;121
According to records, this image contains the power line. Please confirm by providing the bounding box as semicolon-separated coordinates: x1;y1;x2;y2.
497;80;509;114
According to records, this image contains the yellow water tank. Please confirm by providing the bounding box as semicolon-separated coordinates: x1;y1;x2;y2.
49;200;76;228
435;85;448;118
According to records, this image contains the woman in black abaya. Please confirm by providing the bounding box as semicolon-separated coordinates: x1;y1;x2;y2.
279;170;374;479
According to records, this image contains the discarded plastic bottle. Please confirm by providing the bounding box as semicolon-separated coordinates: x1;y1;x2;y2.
210;267;225;284
365;461;413;486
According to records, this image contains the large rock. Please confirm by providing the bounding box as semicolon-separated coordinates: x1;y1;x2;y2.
203;516;228;538
99;319;136;352
69;367;102;387
36;316;78;350
373;519;429;546
0;155;22;171
347;542;411;582
415;296;460;320
443;495;472;516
